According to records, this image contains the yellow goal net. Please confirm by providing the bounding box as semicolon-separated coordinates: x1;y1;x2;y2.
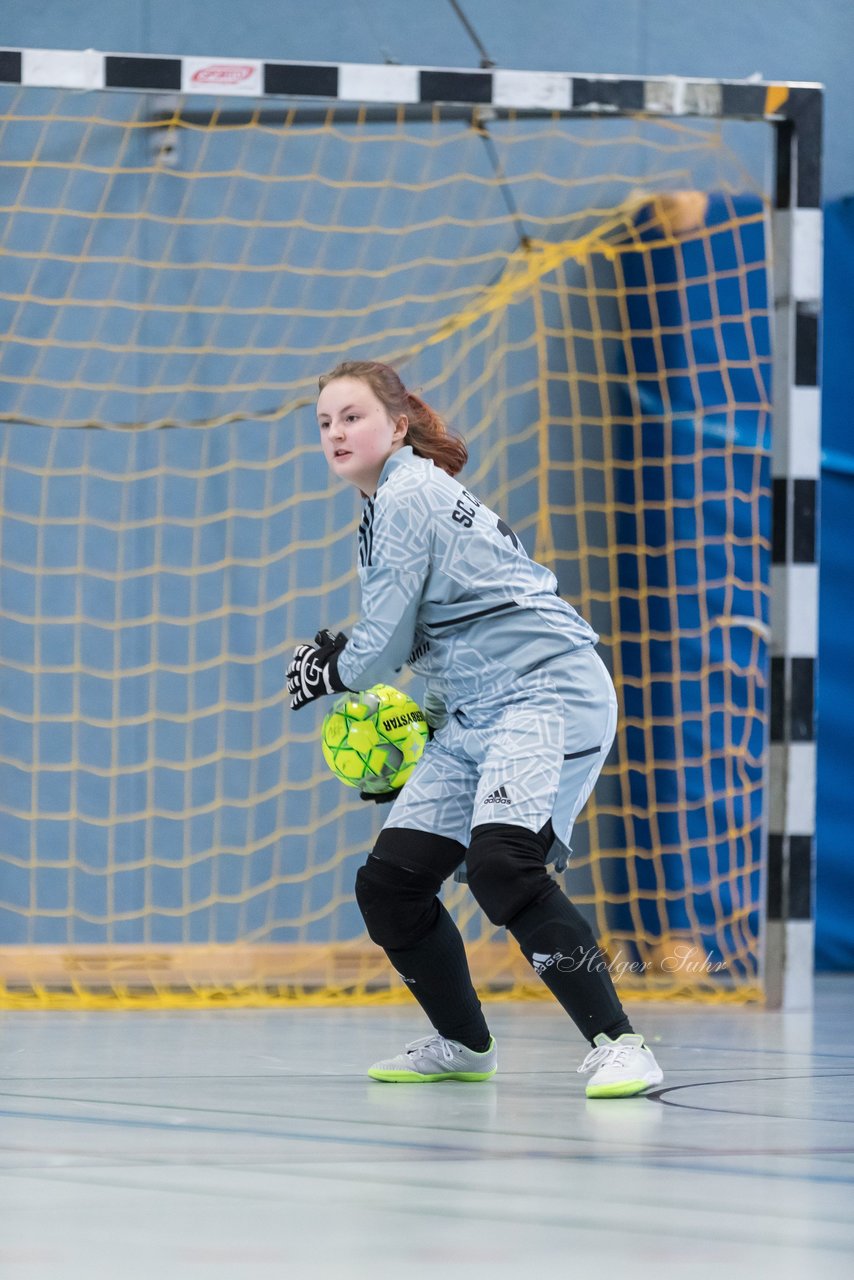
0;78;774;1006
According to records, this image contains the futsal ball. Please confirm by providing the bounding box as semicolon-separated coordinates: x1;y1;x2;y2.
321;684;429;794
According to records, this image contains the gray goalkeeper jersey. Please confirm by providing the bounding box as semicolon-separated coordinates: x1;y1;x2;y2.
336;446;597;721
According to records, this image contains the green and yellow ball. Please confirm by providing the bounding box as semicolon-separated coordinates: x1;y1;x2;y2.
321;684;429;794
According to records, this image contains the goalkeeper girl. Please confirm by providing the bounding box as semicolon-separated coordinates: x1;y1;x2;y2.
287;361;663;1098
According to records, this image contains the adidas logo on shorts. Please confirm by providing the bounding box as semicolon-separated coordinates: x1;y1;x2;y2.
483;785;511;806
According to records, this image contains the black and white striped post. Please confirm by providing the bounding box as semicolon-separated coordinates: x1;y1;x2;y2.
0;49;824;1006
767;88;823;1009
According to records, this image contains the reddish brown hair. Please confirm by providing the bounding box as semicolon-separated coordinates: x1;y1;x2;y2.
317;361;467;477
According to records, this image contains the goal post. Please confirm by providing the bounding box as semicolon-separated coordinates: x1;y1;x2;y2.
0;48;822;1008
767;88;823;1009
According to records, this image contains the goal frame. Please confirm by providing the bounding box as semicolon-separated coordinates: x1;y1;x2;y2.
0;46;823;1008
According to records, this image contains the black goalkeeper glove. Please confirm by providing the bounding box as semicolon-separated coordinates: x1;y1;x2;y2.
287;629;349;710
359;788;400;805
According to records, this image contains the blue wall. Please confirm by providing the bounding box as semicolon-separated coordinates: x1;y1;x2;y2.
816;197;854;970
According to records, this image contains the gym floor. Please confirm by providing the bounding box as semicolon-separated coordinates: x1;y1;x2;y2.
1;975;852;1278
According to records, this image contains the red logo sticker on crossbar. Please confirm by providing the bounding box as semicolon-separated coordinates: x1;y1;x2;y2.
191;64;255;85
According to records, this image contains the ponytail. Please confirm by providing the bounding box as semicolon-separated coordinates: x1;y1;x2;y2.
317;361;467;477
403;391;468;477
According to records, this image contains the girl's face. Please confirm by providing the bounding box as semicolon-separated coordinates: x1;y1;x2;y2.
316;376;408;495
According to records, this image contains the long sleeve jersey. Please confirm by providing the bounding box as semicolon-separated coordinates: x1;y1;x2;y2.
336;446;597;722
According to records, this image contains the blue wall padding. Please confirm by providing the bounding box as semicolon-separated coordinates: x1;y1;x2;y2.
815;197;854;970
613;194;771;972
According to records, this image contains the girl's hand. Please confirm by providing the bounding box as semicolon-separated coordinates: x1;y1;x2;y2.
287;629;348;709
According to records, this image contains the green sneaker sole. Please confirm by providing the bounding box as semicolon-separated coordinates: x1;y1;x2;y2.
585;1079;655;1098
368;1067;497;1083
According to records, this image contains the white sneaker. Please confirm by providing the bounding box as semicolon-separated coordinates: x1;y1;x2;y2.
577;1032;663;1098
368;1033;497;1083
